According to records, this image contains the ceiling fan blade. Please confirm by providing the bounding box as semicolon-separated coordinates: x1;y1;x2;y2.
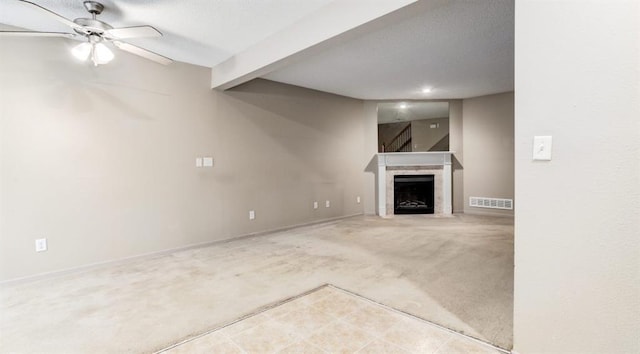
113;41;173;65
0;30;80;39
17;0;85;33
103;26;162;40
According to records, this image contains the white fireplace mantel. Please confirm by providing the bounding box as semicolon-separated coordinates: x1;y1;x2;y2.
377;152;454;216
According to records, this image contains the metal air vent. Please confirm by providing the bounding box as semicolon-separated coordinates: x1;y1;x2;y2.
469;197;513;210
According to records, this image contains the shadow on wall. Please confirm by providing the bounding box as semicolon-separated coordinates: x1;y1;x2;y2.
212;78;366;221
220;79;365;179
364;155;379;213
224;79;360;132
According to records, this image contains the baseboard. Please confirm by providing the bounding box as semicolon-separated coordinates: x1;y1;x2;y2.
0;213;363;287
463;209;514;217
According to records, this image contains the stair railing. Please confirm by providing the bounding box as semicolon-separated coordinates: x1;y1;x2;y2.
386;123;412;152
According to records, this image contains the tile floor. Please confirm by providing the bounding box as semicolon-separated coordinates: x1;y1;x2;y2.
160;285;505;354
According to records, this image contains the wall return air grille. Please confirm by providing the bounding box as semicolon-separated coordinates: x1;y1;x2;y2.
469;197;513;210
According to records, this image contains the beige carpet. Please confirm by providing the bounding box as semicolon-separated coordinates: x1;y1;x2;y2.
0;214;513;353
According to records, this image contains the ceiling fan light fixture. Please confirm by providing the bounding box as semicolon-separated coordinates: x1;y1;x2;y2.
71;42;92;61
72;40;114;66
93;42;114;65
4;0;172;66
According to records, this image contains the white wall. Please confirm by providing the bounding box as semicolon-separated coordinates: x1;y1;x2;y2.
0;37;366;282
513;1;640;353
463;92;514;216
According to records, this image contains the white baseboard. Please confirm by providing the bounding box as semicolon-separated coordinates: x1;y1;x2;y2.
0;213;363;287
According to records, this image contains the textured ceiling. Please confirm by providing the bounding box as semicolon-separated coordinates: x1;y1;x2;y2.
264;0;514;99
0;0;514;100
378;102;449;124
0;0;333;68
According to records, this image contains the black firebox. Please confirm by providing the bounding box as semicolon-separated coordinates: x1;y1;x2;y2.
393;175;435;214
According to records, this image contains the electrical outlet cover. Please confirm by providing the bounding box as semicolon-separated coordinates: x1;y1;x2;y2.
325;200;330;208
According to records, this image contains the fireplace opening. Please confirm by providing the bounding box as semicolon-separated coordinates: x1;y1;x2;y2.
394;175;435;214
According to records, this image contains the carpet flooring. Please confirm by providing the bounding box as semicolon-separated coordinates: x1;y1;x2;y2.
0;214;514;353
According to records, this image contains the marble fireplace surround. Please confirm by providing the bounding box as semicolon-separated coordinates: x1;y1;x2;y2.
377;152;453;217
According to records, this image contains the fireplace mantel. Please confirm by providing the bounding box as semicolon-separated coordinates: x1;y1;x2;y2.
377;152;454;216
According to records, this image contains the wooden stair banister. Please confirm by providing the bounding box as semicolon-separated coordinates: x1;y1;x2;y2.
386;123;412;152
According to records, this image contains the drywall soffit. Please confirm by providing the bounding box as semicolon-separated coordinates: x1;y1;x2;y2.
210;0;419;91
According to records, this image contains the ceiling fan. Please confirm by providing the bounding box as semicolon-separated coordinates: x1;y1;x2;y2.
0;0;173;66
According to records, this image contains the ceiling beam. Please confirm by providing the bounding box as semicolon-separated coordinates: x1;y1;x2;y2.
210;0;419;90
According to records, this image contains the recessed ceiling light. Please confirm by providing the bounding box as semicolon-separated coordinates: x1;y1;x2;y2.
422;87;432;94
399;103;408;109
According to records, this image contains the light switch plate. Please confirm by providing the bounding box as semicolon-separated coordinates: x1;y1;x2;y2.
195;157;203;167
249;210;255;220
356;196;361;204
35;238;47;252
325;200;330;208
203;157;214;167
313;201;318;209
533;136;553;161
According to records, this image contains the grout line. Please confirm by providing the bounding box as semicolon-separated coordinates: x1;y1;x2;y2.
326;284;510;354
433;334;455;354
381;338;415;353
225;335;247;354
288;337;331;354
353;338;376;353
157;283;508;354
153;284;332;354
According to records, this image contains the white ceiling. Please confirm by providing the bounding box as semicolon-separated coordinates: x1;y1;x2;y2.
264;0;514;99
378;102;449;124
0;0;334;68
0;0;514;100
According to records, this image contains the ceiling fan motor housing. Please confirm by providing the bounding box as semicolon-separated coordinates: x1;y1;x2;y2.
72;1;111;35
83;1;104;15
73;18;113;35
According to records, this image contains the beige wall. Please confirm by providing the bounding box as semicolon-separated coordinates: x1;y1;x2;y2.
411;118;449;152
513;1;640;353
0;37;366;281
462;92;514;216
449;100;463;213
362;102;378;215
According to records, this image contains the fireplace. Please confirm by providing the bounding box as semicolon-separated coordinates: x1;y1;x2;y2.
377;152;453;216
393;174;435;214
